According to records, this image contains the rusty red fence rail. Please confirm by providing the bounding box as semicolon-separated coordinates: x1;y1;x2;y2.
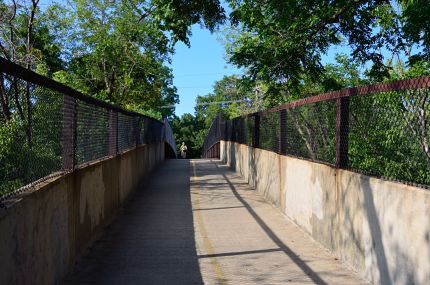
203;76;430;188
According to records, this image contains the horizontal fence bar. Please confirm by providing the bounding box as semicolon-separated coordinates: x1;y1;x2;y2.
264;76;430;113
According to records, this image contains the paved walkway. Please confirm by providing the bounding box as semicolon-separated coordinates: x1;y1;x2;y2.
66;159;367;285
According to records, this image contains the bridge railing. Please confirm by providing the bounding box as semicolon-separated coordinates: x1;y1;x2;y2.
163;118;177;158
0;57;175;202
202;115;224;158
204;77;430;189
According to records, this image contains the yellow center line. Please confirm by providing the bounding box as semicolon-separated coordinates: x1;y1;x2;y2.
191;160;227;285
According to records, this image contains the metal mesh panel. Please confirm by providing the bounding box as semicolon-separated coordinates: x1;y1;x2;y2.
107;110;118;155
0;79;63;196
349;88;430;185
202;77;430;188
225;120;233;141
279;110;287;154
232;117;240;143
145;119;162;143
231;117;246;144
285;100;336;164
75;100;109;165
153;121;163;142
118;112;136;152
244;115;254;146
231;118;238;142
137;117;145;146
259;111;280;153
0;58;172;200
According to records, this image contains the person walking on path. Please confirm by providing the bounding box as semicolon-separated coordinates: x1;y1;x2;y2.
180;142;188;159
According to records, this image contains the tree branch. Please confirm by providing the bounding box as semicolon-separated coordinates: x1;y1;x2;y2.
305;0;369;39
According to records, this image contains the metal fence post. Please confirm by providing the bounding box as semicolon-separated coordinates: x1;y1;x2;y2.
108;110;118;155
143;117;148;145
335;97;349;168
224;120;228;142
253;113;260;148
231;119;236;142
62;95;75;170
217;115;222;141
134;116;139;148
239;117;244;144
279;109;287;154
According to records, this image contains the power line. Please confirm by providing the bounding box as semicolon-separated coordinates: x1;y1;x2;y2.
159;99;251;109
176;86;213;89
174;72;240;78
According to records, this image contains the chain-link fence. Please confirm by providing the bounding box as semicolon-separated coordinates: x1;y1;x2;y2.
0;57;176;202
203;77;430;188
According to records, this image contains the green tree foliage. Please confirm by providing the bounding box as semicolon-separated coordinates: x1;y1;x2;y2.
0;0;63;69
0;0;64;129
348;85;430;185
195;75;265;128
224;0;413;89
228;0;390;84
400;0;430;60
0;1;66;196
52;0;178;117
149;0;226;45
0;87;63;196
170;113;206;158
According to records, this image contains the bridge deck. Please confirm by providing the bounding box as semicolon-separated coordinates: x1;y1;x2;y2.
66;159;367;285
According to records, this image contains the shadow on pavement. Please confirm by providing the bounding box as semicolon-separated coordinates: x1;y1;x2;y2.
65;159;203;285
210;160;329;285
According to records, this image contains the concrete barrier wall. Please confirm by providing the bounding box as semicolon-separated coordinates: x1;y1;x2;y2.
0;142;165;285
220;140;430;285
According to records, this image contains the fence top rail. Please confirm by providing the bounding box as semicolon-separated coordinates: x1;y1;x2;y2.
0;57;161;122
241;76;430;117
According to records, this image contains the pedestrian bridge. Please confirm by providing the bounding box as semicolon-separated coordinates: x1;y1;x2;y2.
1;57;430;285
2;139;429;285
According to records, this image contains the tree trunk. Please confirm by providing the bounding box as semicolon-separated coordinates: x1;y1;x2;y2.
0;74;11;121
23;0;39;148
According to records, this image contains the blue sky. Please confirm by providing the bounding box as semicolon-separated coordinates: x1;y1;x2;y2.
169;25;348;117
169;26;242;117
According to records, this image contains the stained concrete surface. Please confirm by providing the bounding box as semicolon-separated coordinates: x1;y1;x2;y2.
65;159;367;285
0;143;165;285
221;141;430;285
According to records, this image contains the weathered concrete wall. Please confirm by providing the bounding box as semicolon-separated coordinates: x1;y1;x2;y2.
0;142;165;285
221;141;281;207
220;140;430;285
